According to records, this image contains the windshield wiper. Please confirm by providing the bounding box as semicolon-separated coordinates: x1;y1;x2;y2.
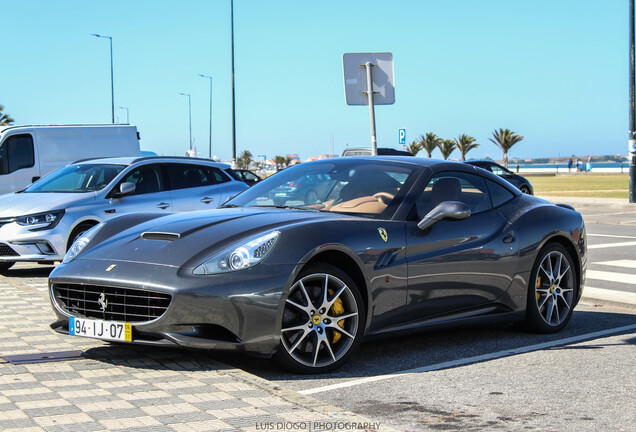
251;204;318;211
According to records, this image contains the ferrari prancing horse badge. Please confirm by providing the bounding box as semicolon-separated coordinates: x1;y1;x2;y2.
378;228;388;242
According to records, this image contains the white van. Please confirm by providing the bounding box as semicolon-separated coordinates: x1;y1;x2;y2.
0;124;141;195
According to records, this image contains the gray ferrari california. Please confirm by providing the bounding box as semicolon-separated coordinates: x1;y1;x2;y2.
49;157;587;373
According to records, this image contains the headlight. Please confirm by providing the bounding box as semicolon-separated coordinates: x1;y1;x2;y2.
62;222;105;264
15;210;65;231
193;231;280;275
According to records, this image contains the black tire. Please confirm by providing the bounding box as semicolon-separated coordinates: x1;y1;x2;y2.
275;263;365;374
524;242;577;333
520;185;532;195
0;262;15;273
67;222;97;251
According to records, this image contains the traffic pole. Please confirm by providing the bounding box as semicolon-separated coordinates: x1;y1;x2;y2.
630;0;636;203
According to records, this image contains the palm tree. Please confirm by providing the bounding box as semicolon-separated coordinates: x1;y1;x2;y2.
419;133;442;158
283;156;294;167
454;134;479;161
438;139;456;160
237;150;253;169
0;105;14;126
274;155;286;171
407;140;421;155
489;128;524;168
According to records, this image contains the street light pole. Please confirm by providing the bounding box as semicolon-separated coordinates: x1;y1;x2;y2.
630;0;635;203
91;34;114;123
178;93;192;152
231;0;237;166
198;74;213;158
119;106;129;124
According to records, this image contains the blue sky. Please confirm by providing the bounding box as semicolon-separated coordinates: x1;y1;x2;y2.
1;0;628;161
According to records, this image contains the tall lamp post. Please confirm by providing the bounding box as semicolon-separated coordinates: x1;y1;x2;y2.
630;0;636;203
178;93;193;152
231;0;237;165
119;106;129;124
198;74;213;158
91;34;114;124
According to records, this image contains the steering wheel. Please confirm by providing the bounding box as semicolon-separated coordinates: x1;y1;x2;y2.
373;192;394;204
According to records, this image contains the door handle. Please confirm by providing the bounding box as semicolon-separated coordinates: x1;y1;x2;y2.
503;231;516;243
201;196;215;204
157;202;170;210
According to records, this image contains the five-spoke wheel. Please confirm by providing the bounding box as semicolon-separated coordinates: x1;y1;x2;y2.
525;243;577;332
276;264;364;373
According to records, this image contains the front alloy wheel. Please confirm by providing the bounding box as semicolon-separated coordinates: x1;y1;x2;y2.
276;264;364;373
525;243;577;333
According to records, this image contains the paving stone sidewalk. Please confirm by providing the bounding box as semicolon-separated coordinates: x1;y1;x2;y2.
0;274;397;432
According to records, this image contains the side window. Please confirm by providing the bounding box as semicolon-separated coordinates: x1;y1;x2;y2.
121;164;163;195
415;171;492;219
487;179;516;208
210;167;230;184
0;134;34;174
167;164;226;189
243;171;258;181
488;164;505;175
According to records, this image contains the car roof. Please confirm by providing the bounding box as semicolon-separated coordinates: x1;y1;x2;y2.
71;156;231;169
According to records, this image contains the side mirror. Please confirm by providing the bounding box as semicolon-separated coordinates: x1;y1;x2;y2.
417;201;471;231
111;182;136;198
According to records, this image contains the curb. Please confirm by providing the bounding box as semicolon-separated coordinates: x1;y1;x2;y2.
536;195;635;208
581;287;636;311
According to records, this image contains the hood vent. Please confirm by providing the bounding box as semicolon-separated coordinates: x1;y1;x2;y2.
141;232;180;242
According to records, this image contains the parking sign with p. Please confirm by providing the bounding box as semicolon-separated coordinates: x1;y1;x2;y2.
399;129;406;145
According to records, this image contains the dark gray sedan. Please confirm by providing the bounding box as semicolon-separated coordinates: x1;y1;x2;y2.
465;160;534;194
49;157;586;373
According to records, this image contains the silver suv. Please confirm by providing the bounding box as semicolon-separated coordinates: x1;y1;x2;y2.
0;156;248;270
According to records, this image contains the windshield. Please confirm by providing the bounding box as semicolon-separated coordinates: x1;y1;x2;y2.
225;159;422;219
24;163;126;193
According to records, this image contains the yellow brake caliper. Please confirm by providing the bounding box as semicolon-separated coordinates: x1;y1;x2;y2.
536;276;541;301
328;289;346;343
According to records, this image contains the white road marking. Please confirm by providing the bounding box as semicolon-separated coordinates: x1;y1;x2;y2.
594;260;636;269
587;233;636;240
298;324;636;395
586;270;635;285
583;286;636;304
588;240;636;250
586;211;636;217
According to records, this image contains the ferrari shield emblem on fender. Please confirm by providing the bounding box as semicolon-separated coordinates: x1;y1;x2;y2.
378;228;388;242
106;265;117;272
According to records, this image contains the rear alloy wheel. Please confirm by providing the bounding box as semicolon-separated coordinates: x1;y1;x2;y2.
525;243;577;333
520;185;532;194
276;263;364;373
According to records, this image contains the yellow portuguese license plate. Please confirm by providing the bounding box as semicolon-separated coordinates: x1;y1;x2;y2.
69;316;132;342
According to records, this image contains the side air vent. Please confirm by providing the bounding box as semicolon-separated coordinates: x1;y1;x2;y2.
141;232;180;241
374;249;400;270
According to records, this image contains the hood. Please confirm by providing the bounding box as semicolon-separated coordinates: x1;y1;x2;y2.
75;207;355;268
0;191;95;217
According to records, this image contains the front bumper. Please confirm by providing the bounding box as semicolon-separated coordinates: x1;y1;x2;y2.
0;219;69;262
49;258;296;357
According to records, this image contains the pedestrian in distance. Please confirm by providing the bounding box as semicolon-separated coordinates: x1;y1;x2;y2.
568;158;573;172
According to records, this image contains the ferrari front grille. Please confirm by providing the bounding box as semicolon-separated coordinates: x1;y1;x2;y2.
0;243;20;257
52;283;171;323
